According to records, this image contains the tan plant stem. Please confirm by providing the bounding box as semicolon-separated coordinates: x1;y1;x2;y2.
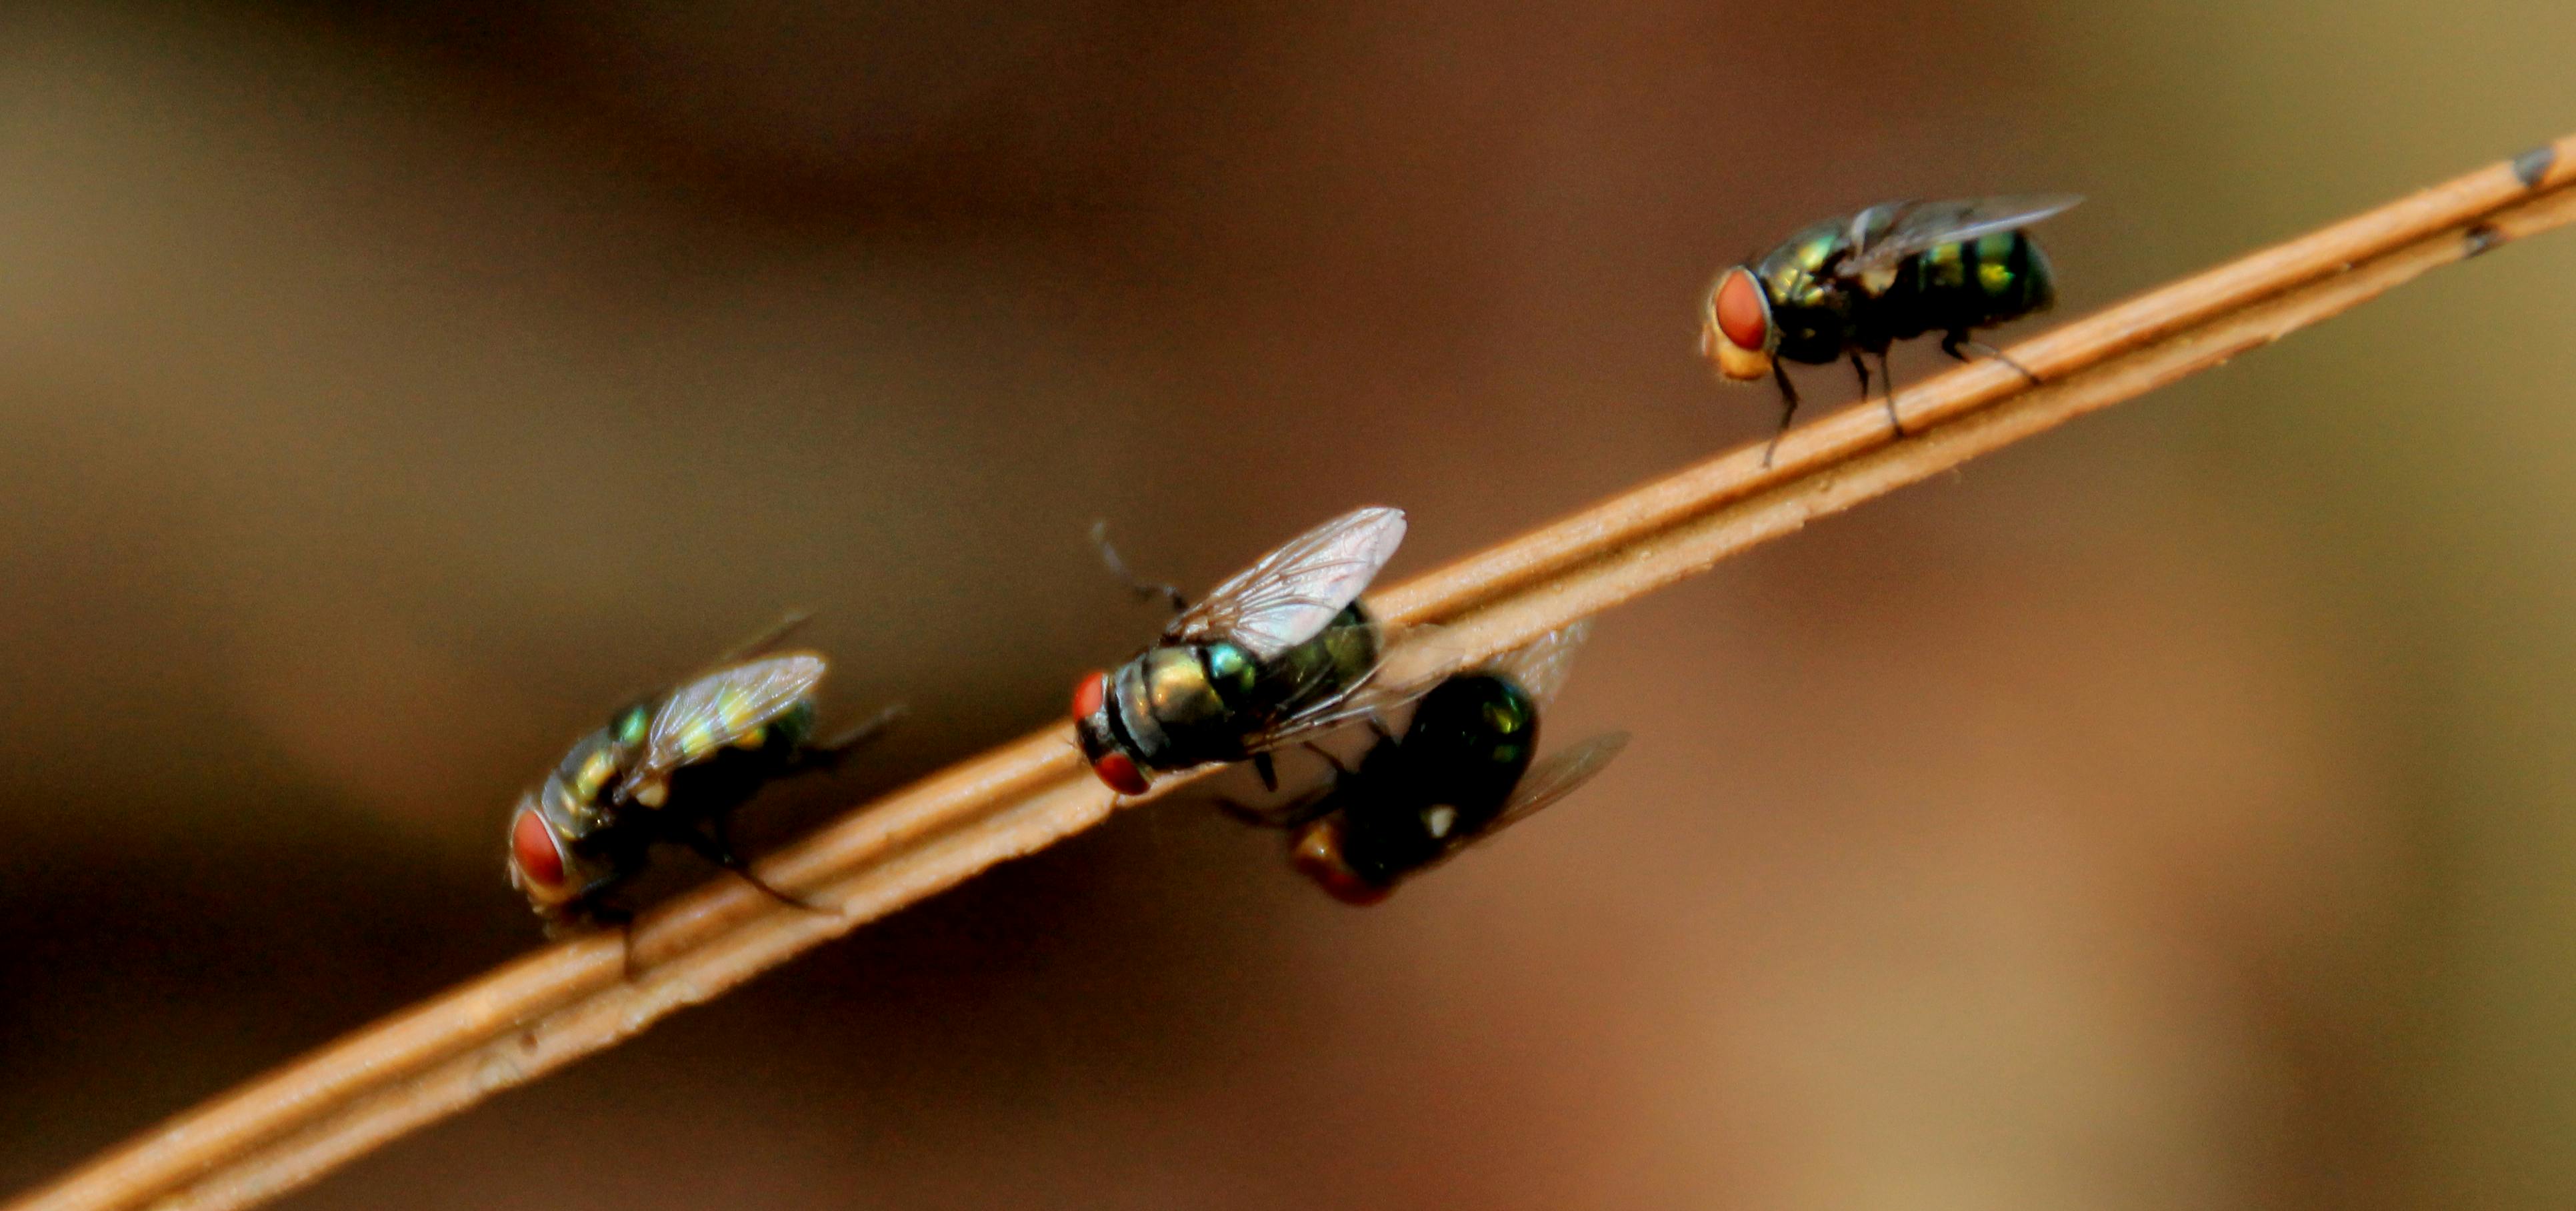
15;135;2576;1211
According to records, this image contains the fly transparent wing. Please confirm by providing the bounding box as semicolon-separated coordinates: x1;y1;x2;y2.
1479;621;1593;708
1248;620;1593;757
1233;616;1475;754
597;613;817;734
1480;732;1630;839
1396;732;1631;881
637;653;828;781
1164;507;1407;662
1841;194;2083;281
1233;654;1417;755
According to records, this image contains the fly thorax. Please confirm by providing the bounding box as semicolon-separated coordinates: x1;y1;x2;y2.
549;736;626;835
1139;646;1229;742
1107;654;1173;762
541;775;606;842
1200;642;1259;704
611;705;651;748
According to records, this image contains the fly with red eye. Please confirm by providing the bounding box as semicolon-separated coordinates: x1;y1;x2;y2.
1698;195;2081;463
504;622;902;933
1072;507;1405;798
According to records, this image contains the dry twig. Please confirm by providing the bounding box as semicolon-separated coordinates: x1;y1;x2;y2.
15;136;2576;1211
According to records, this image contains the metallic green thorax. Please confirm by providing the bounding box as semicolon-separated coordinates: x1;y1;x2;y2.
1753;207;2057;366
1107;603;1380;773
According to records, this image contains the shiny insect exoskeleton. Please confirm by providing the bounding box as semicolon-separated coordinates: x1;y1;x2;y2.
1699;195;2081;459
1074;506;1406;795
1221;625;1628;904
507;634;899;928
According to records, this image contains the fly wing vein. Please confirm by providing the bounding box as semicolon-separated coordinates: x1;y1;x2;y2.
1163;506;1407;661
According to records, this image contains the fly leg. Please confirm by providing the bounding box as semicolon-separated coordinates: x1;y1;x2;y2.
1301;741;1354;776
616;918;641;981
551;905;641;980
1848;349;1907;437
796;702;906;774
1223;741;1359;826
1943;332;2043;386
1213;786;1339;831
1091;520;1189;614
675;814;835;914
713;612;815;664
603;914;645;981
1762;363;1801;467
1877;349;1904;436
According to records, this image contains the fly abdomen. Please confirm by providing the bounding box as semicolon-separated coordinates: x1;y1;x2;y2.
1253;603;1379;719
1895;229;2057;339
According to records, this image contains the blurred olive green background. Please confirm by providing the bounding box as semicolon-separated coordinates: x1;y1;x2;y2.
1;2;2572;1207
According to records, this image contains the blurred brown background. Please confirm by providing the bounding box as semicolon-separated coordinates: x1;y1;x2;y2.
1;1;2571;1207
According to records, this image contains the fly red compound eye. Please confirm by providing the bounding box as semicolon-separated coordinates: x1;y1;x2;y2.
1072;670;1107;722
1091;750;1149;796
512;807;566;890
1713;267;1770;353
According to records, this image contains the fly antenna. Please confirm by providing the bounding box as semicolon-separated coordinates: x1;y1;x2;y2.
1091;519;1189;613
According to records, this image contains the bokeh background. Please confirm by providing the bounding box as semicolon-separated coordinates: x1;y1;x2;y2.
1;2;2571;1207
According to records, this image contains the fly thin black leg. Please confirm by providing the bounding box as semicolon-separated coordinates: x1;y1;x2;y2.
1762;363;1801;467
1943;333;2043;385
1252;750;1281;792
717;612;815;665
799;702;906;774
1301;741;1353;776
549;901;632;940
1848;350;1872;403
1211;796;1273;828
1213;788;1338;831
609;916;641;981
1877;349;1904;436
677;819;833;914
1091;520;1189;614
550;905;640;978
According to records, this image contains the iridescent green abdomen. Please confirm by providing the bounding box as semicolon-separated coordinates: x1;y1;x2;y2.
1255;603;1378;722
1871;229;2056;346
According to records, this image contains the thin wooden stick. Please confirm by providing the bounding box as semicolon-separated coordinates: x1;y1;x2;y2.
17;135;2576;1211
